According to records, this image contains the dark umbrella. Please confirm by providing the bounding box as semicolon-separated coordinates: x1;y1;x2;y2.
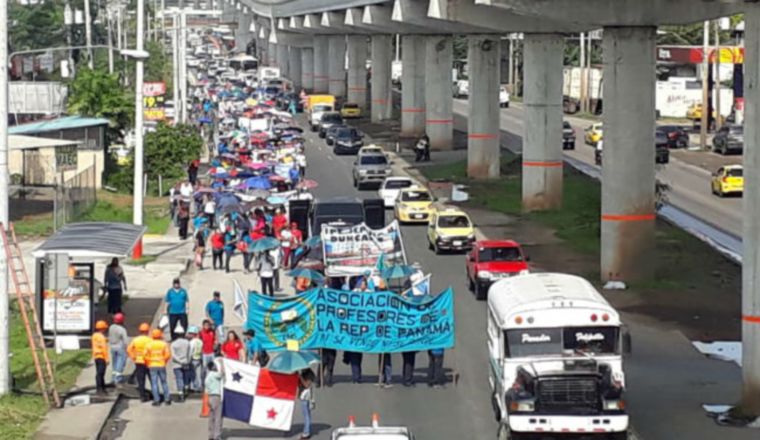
381;264;416;281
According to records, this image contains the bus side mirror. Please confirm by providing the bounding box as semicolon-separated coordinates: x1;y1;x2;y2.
622;327;632;356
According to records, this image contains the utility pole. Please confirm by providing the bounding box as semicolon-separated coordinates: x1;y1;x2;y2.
580;32;586;113
84;0;93;68
700;20;710;150
133;0;146;259
180;9;188;124
107;9;114;74
0;0;10;397
715;20;722;131
507;36;514;92
172;13;180;124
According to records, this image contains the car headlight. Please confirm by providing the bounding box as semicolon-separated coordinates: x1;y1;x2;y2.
359;169;368;175
467;233;475;240
478;270;493;279
518;269;530;276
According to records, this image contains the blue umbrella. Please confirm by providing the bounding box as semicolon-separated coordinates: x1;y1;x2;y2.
267;350;320;374
248;236;280;253
288;268;325;283
381;264;416;280
304;236;321;248
242;176;272;190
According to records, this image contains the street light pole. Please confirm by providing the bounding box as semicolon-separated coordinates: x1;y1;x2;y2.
172;13;180;124
84;0;93;68
133;0;146;259
700;20;710;150
180;9;188;124
0;0;10;397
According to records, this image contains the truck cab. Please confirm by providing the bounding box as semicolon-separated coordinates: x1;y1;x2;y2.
466;240;529;300
487;273;629;440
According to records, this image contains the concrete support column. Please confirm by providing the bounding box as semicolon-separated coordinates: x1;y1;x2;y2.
301;47;315;92
371;35;393;122
289;47;302;90
522;34;564;211
467;35;501;179
278;44;290;78
347;35;368;109
600;26;657;282
425;36;453;150
742;6;760;415
236;15;250;53
314;36;329;93
268;41;277;66
328;35;347;99
400;35;426;137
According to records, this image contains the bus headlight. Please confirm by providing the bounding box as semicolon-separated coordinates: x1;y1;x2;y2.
508;399;536;412
603;399;626;411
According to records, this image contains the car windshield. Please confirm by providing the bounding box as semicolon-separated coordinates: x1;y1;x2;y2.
344;104;358;109
313;104;331;112
479;247;522;262
401;191;431;202
360;155;388;165
655;132;668;143
384;179;413;190
264;87;279;94
438;215;470;228
563;121;571;129
336;128;358;138
322;114;343;123
505;326;620;358
727;168;743;177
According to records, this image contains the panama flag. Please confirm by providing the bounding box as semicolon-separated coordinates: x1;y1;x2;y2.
221;359;299;431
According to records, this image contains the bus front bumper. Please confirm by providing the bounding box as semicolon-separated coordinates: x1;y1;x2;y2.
508;414;629;434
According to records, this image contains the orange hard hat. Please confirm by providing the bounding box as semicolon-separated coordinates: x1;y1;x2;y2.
138;323;150;333
95;320;108;330
151;329;163;339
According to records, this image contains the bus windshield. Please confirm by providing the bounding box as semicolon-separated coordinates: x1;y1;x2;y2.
504;326;619;358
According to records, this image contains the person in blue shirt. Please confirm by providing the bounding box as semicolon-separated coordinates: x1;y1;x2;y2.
243;329;266;366
223;228;237;273
205;291;225;341
165;278;189;340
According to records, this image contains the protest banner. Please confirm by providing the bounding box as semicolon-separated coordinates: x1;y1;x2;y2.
321;221;406;276
246;288;455;353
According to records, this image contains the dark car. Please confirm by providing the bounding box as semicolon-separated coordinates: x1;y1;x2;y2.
562;121;576;150
325;124;347;146
333;127;364;154
318;112;344;138
657;125;689;149
595;133;670;165
712;124;744;155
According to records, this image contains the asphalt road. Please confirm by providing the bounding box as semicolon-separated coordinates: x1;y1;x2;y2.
449;99;744;239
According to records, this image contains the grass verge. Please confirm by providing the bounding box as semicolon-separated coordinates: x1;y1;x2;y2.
0;301;90;439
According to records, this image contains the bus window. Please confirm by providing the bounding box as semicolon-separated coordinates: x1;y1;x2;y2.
505;328;562;357
563;326;619;355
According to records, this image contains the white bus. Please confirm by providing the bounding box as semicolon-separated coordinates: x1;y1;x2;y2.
487;273;630;440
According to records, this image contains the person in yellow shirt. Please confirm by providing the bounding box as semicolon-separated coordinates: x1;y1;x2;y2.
146;329;172;406
92;320;109;395
127;323;152;402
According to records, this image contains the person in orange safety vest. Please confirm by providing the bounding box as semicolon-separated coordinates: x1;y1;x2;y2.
92;320;109;395
127;323;152;402
146;329;172;406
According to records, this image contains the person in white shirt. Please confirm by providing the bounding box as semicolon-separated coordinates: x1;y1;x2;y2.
179;181;194;198
280;228;293;269
295;153;307;177
203;197;216;228
269;247;282;292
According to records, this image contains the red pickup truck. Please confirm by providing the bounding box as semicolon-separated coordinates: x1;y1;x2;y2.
465;240;529;300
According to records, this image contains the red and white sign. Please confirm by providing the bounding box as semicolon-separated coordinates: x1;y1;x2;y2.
142;82;167;97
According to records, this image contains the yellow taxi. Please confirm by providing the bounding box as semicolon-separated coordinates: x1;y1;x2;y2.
711;164;743;197
340;103;362;119
394;186;434;223
427;207;475;254
584;123;603;146
686;103;702;121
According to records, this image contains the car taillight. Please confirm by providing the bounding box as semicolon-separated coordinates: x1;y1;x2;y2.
668;132;678;140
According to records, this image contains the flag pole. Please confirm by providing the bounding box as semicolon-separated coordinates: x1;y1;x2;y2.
377;352;384;387
319;348;324;388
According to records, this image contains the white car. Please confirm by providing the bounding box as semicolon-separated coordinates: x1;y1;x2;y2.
499;85;510;108
378;177;417;208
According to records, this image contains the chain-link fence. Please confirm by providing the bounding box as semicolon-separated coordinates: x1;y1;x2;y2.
53;164;97;229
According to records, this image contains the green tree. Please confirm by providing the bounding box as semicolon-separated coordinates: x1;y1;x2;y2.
9;1;65;52
67;67;134;129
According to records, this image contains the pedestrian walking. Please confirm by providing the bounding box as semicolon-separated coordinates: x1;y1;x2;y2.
402;351;417;387
127;323;152;402
320;349;336;387
199;320;217;385
344;351;363;383
92;320;110;395
205;360;224;440
146;329;172;406
256;251;275;296
243;329;268;366
242;234;255;273
299;369;315;439
188;160;200;185
210;229;225;271
194;224;207;270
178;201;190;240
170;328;191;402
221;331;244;361
203;196;216;228
269;246;282;292
427;349;445;388
188;326;204;392
165;278;189;340
205;291;225;341
378;353;392;388
103;258;127;314
108;313;129;386
223;227;237;273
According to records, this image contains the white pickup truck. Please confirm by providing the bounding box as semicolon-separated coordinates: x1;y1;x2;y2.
332;415;414;440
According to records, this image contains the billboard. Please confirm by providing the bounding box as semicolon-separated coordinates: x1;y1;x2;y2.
38;260;95;336
143;82;167;121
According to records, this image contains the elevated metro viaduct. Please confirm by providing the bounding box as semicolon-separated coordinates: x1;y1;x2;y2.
213;0;760;414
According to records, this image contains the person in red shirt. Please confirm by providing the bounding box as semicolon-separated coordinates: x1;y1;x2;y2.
221;330;244;361
272;208;288;238
210;230;225;270
199;320;216;384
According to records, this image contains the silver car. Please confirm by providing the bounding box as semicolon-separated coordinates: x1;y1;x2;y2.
352;153;392;189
